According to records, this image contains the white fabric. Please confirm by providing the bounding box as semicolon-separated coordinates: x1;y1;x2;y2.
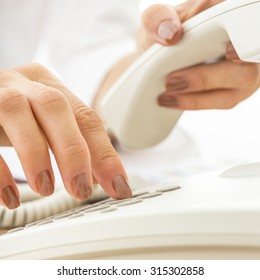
0;0;140;105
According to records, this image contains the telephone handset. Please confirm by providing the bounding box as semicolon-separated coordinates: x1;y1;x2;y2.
101;0;260;149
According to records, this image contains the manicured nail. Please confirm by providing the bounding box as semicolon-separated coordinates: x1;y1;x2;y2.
1;185;20;209
166;77;188;91
71;172;92;200
36;170;54;196
157;20;178;43
158;94;178;108
112;175;132;199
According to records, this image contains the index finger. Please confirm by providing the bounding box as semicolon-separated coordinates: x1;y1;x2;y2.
18;64;133;199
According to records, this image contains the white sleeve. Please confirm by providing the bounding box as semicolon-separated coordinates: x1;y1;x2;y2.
34;0;140;105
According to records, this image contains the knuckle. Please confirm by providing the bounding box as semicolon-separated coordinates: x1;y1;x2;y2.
33;87;68;109
24;63;48;81
59;141;88;158
28;62;46;70
93;141;119;163
99;150;119;163
0;89;28;114
73;105;103;131
12;63;45;81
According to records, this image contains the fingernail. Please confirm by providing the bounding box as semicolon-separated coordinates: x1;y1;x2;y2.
166;77;188;91
158;94;178;108
112;175;132;199
1;185;20;209
71;172;92;200
36;170;54;196
157;20;178;43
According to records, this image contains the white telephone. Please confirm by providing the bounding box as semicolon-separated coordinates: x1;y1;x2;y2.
1;163;260;259
101;0;260;149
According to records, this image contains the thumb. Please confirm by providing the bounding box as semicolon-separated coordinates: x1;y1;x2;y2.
142;4;183;46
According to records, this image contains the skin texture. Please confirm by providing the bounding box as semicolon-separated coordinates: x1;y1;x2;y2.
0;63;132;209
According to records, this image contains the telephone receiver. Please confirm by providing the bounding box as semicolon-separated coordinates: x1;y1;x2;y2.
101;0;260;150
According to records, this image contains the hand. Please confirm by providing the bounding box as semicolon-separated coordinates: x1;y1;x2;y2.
140;0;260;110
0;63;132;209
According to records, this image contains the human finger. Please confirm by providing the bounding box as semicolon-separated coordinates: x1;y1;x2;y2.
71;101;132;199
142;4;183;45
0;155;20;209
22;83;93;200
164;60;260;93
141;0;224;46
0;87;55;196
158;88;250;110
17;64;132;199
159;61;260;110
